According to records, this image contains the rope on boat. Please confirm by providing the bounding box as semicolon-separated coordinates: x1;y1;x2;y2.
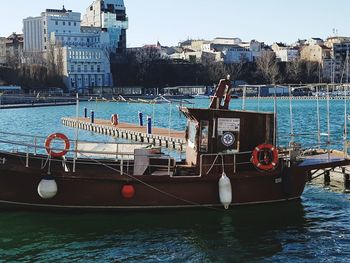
76;150;226;211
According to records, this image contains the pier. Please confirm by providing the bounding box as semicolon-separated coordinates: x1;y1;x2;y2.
62;117;186;150
308;167;350;193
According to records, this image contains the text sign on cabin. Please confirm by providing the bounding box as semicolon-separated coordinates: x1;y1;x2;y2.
217;118;240;153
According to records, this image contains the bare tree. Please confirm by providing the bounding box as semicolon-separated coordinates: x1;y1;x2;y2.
47;44;56;78
256;51;279;84
5;51;21;69
286;58;302;83
226;61;245;81
303;61;319;83
135;46;163;83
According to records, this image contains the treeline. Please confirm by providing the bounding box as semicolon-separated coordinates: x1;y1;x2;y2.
0;47;325;91
0;48;64;92
112;47;324;87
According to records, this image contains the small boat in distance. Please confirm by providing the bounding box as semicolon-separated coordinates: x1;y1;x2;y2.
0;80;349;211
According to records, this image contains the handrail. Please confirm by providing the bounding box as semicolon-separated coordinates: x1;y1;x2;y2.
0;138;167;159
199;151;252;176
0;130;150;145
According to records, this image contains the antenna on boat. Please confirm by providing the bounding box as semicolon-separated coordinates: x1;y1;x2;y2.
289;84;294;145
273;85;277;146
168;101;172;139
316;85;321;148
326;84;331;161
73;93;79;173
242;85;246;110
344;46;349;156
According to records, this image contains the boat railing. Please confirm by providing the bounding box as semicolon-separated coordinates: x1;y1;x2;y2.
0;131;175;175
199;151;253;176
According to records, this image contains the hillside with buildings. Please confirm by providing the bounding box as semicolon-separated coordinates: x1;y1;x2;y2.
0;0;350;94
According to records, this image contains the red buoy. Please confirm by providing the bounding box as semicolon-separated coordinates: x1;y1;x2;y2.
121;185;135;199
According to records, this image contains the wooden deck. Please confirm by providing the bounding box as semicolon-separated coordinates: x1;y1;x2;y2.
62;117;186;150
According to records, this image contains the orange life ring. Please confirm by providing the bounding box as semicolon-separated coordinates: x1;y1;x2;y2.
45;133;70;157
111;114;118;126
251;143;279;171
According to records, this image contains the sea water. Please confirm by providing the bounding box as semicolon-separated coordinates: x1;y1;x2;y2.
0;98;350;262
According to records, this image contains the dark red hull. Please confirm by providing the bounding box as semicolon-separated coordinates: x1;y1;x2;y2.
0;153;307;210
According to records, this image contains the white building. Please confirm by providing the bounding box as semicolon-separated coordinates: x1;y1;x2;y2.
23;6;114;92
51;27;112;92
212;37;242;45
272;43;299;62
23;7;81;53
306;38;324;46
0;37;6;66
82;0;128;52
223;46;253;63
223;40;263;63
60;46;112;92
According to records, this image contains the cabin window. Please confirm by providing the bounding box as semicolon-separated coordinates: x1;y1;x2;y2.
188;121;197;149
199;120;209;152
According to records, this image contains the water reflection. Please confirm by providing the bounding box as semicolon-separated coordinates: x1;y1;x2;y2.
0;201;307;262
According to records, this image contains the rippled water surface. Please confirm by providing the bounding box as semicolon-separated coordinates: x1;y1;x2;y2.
0;187;349;262
0;98;350;262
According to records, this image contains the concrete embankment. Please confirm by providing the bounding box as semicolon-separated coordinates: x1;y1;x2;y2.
0;102;76;109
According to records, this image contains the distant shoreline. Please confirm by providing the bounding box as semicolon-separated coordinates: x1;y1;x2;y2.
0;102;76;109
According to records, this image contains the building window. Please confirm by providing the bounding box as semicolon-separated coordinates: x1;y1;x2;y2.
91;65;94;71
68;22;71;26
44;29;46;34
74;22;77;26
55;21;58;25
63;21;66;26
44;37;47;43
97;65;100;72
78;65;81;72
84;65;87;72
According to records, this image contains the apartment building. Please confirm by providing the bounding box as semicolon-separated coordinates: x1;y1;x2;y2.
82;0;128;52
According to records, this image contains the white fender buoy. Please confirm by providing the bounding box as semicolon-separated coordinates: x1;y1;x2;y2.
37;177;58;199
218;172;232;209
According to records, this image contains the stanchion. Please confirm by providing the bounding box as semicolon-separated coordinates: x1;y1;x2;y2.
91;110;95;124
138;111;143;126
84;107;87;118
147;116;152;134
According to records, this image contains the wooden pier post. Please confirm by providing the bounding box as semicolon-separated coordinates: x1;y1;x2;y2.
307;171;313;182
342;167;350;191
324;170;330;186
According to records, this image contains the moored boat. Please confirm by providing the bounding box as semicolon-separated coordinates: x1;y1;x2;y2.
0;80;349;211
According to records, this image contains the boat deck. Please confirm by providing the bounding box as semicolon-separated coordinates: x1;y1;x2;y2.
62;117;186;150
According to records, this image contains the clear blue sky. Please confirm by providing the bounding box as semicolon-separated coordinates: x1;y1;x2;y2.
0;0;349;47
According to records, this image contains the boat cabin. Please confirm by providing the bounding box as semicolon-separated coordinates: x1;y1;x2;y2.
179;107;275;175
